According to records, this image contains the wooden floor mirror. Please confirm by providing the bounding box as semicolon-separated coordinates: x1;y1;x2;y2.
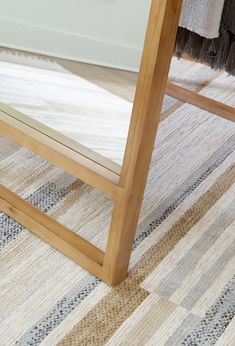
0;0;234;286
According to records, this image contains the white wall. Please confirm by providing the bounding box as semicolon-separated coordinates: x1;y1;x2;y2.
0;0;151;71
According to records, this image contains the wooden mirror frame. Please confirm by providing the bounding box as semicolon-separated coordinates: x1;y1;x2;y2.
0;0;234;286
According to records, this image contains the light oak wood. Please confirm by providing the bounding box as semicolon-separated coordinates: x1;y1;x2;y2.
0;184;105;279
103;0;184;285
166;82;235;122
0;0;234;286
0;102;121;175
0;110;124;201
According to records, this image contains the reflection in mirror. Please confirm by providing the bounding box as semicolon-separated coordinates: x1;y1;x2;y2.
0;54;135;166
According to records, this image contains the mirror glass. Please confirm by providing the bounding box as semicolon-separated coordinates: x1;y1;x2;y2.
1;54;134;166
0;0;151;166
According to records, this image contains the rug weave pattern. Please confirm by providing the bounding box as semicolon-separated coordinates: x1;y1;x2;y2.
0;52;235;345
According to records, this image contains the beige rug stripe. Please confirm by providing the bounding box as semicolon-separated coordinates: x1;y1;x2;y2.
130;164;234;284
0;242;90;345
141;181;235;291
192;244;235;316
40;284;111;346
106;173;235;345
0;149;65;197
122;297;176;345
0;235;85;316
130;152;234;270
106;294;161;344
58;165;234;346
170;219;235;306
50;183;113;250
107;296;189;345
110;195;235;344
145;304;189;346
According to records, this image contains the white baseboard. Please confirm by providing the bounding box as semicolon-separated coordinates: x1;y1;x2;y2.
0;17;141;72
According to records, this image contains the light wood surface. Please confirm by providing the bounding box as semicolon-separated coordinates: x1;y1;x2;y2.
0;110;125;201
166;82;235;122
103;0;184;285
0;101;121;175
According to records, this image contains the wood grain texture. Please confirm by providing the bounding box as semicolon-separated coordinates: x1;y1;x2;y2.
166;82;235;122
103;0;184;285
0;110;124;201
0;101;121;175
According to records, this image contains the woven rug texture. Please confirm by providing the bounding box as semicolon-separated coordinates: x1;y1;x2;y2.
0;52;235;346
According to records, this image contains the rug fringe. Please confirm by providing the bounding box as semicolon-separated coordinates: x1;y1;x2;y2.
175;0;235;75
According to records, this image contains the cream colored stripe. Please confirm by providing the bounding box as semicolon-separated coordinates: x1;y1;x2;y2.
0;147;74;198
106;294;161;344
107;296;191;346
214;317;235;346
145;305;189;346
140;108;233;219
130;152;235;269
122;297;176;345
0;234;88;345
192;249;235;316
141;173;235;292
58;165;234;346
0;136;20;160
171;218;235;309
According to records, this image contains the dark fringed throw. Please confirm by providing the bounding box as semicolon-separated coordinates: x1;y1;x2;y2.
175;0;235;75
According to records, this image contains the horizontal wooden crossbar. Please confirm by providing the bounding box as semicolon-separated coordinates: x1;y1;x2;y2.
0;109;125;201
0;102;121;176
0;184;105;280
166;82;235;122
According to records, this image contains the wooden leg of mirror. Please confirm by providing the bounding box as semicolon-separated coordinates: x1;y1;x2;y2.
103;0;183;286
166;82;235;122
0;184;106;280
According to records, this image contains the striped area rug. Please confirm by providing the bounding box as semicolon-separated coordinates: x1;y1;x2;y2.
0;52;235;346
